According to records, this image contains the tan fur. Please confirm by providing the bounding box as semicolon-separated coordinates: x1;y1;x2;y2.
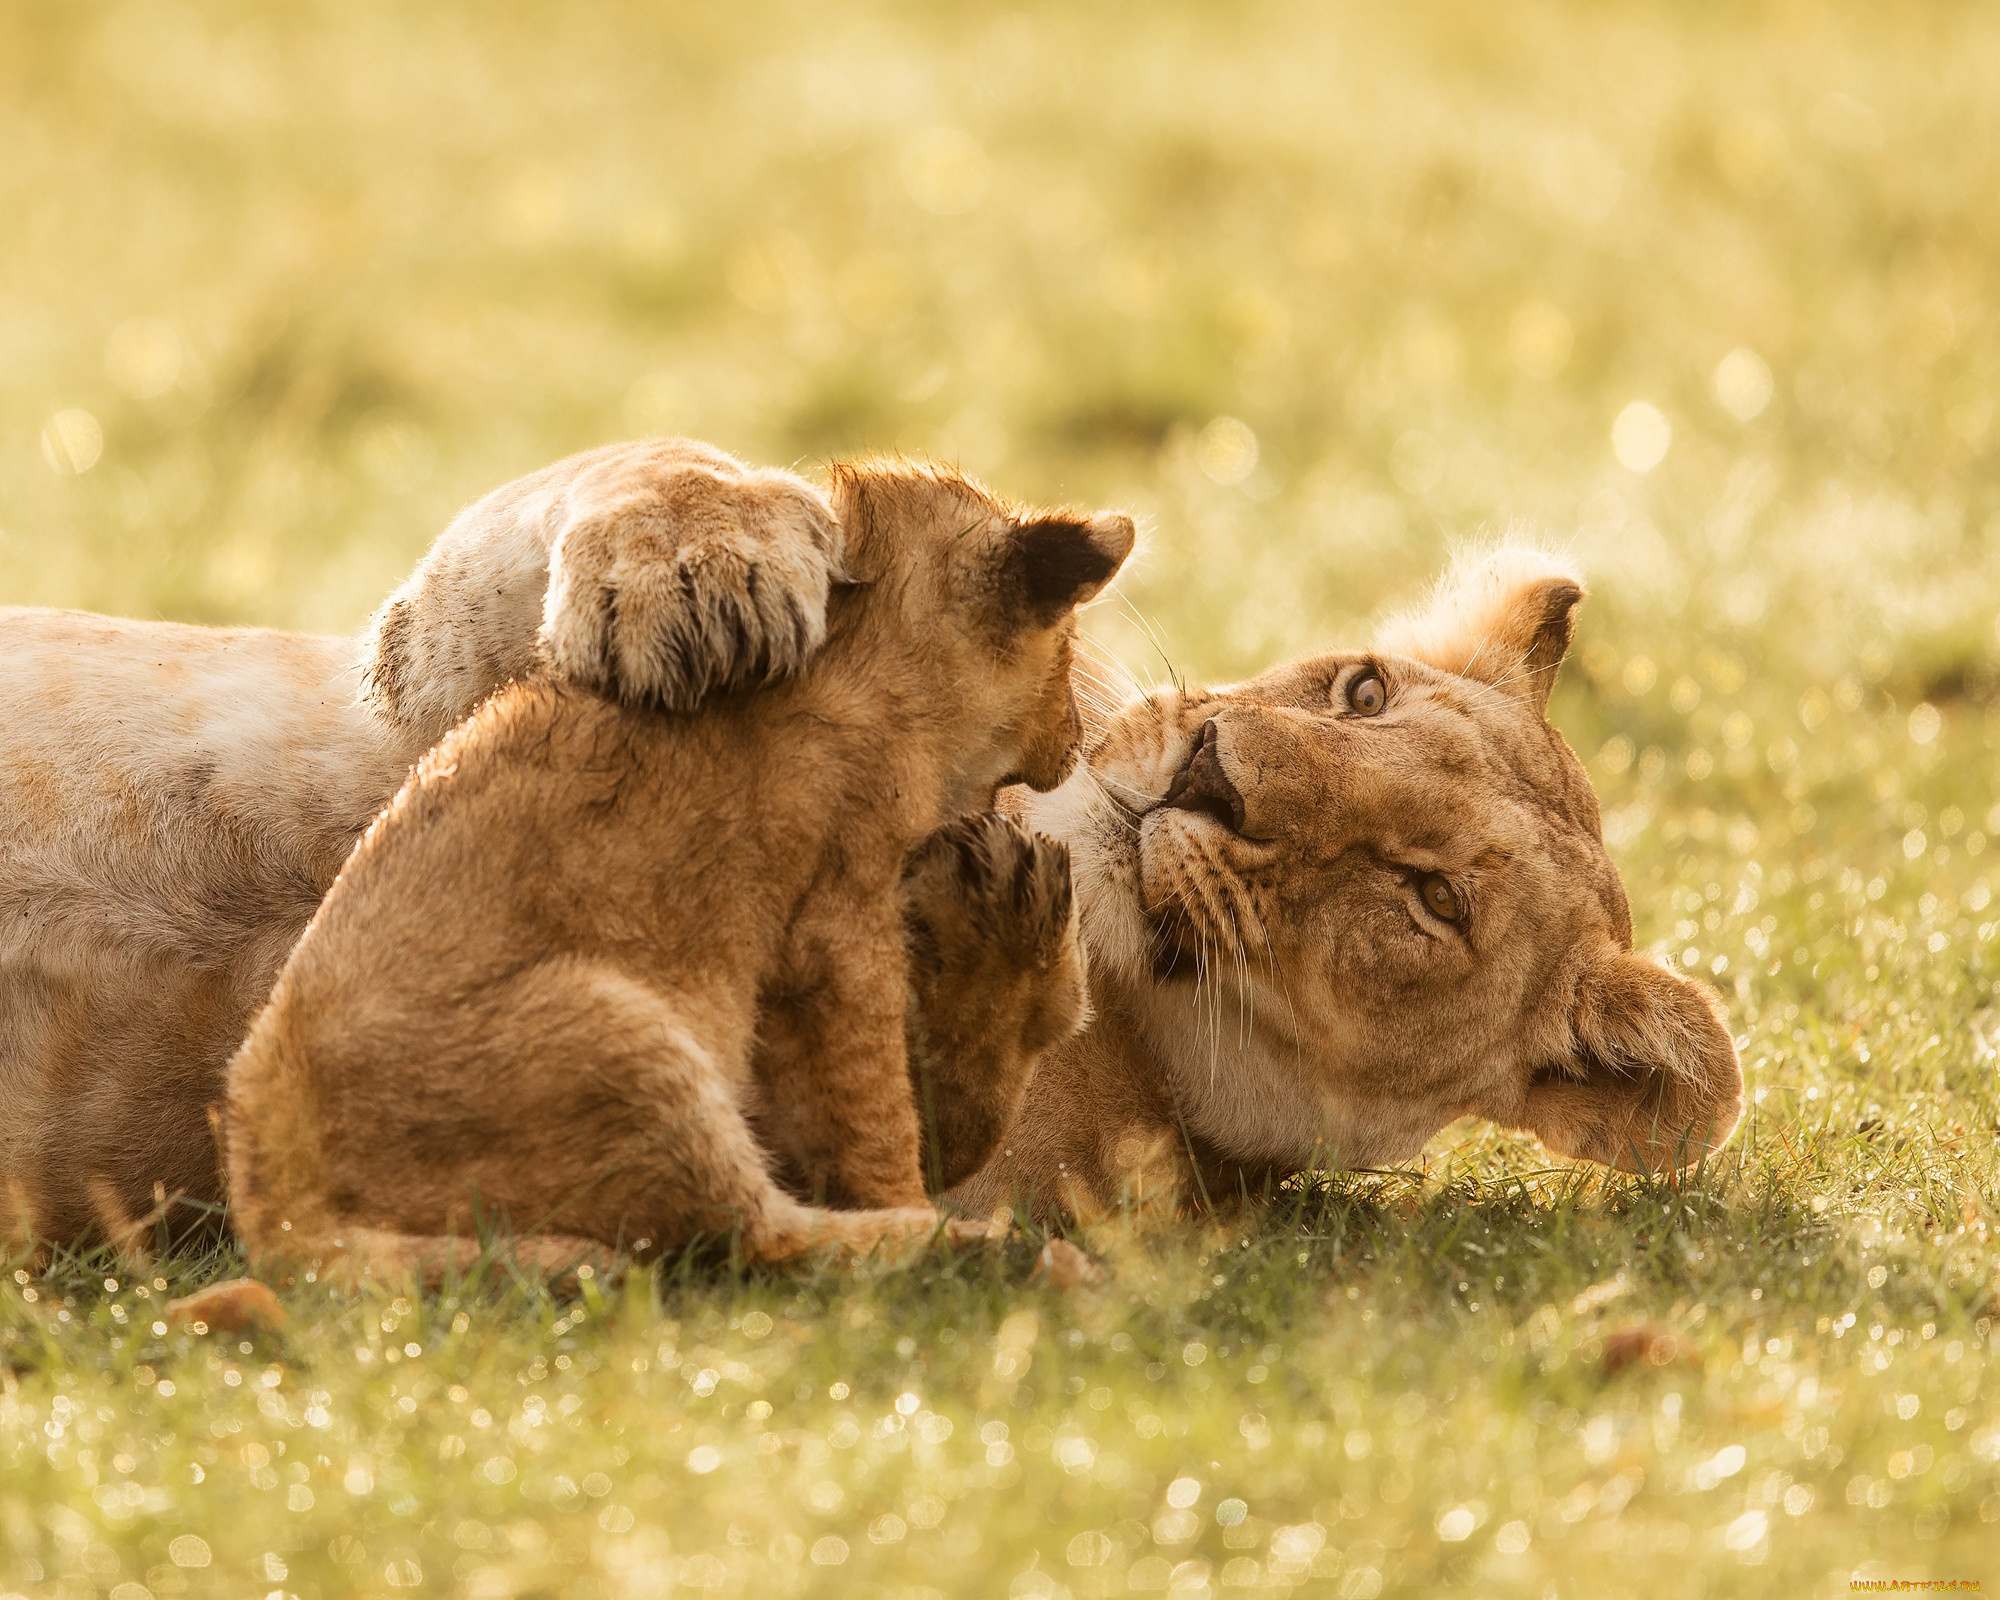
0;441;864;1246
947;547;1742;1219
223;461;1132;1280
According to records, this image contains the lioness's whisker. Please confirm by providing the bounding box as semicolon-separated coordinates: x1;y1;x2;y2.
1071;638;1143;698
1107;597;1184;694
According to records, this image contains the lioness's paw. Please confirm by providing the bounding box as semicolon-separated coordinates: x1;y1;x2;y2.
903;812;1077;978
542;467;840;711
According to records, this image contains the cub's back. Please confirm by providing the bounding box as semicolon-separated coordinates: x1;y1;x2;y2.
281;674;832;1004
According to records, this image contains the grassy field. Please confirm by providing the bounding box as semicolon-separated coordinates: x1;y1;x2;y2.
5;1;2000;1595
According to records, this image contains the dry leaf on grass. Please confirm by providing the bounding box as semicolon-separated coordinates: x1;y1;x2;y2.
166;1278;287;1336
1601;1322;1693;1376
1031;1239;1108;1290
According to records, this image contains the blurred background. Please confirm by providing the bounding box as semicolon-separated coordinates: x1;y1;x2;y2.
10;14;2000;1587
6;1;1999;864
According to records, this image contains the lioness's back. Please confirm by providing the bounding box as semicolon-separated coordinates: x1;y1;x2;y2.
0;608;416;925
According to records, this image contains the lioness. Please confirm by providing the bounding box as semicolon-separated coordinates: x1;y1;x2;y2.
947;548;1742;1218
223;456;1131;1279
0;439;1091;1248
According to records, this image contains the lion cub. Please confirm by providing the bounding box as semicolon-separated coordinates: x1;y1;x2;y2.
224;460;1132;1278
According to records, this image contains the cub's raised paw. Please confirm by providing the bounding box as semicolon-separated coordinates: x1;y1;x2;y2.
903;812;1077;985
902;814;1088;1193
542;459;841;712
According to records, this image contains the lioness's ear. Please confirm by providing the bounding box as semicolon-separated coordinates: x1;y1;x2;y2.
1519;950;1742;1174
1001;512;1136;624
1378;546;1583;713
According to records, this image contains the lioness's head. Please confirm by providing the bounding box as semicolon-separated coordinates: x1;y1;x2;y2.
827;459;1135;813
1028;548;1742;1175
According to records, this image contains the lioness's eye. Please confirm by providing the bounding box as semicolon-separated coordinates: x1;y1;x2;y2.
1417;873;1459;921
1346;672;1386;716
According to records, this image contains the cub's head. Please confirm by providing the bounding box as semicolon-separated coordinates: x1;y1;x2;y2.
1029;547;1742;1176
827;458;1135;814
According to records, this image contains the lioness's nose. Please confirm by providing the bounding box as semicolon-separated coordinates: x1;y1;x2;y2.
1161;718;1247;834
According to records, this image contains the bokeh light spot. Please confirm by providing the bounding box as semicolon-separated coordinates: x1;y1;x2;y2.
1713;348;1774;421
809;1535;849;1565
41;408;103;475
1195;417;1259;484
1612;401;1671;473
169;1535;211;1568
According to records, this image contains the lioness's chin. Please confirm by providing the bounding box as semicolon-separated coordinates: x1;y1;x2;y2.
1020;765;1158;990
1026;754;1257;997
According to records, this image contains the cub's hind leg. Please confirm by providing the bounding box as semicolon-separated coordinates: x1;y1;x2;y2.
304;958;952;1267
305;1226;620;1292
461;961;983;1264
526;968;980;1261
738;1196;995;1263
320;1203;971;1281
327;959;781;1254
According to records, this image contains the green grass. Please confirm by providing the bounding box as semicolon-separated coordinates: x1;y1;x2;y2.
5;1;2000;1595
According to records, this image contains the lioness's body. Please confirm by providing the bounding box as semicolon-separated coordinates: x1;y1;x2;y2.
0;612;418;1241
224;459;1130;1276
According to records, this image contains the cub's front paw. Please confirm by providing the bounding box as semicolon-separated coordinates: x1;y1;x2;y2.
902;814;1088;1193
542;460;840;711
903;812;1079;999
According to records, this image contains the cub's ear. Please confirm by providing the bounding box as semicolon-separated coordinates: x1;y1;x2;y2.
1001;512;1136;625
1518;950;1743;1174
1377;545;1583;713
